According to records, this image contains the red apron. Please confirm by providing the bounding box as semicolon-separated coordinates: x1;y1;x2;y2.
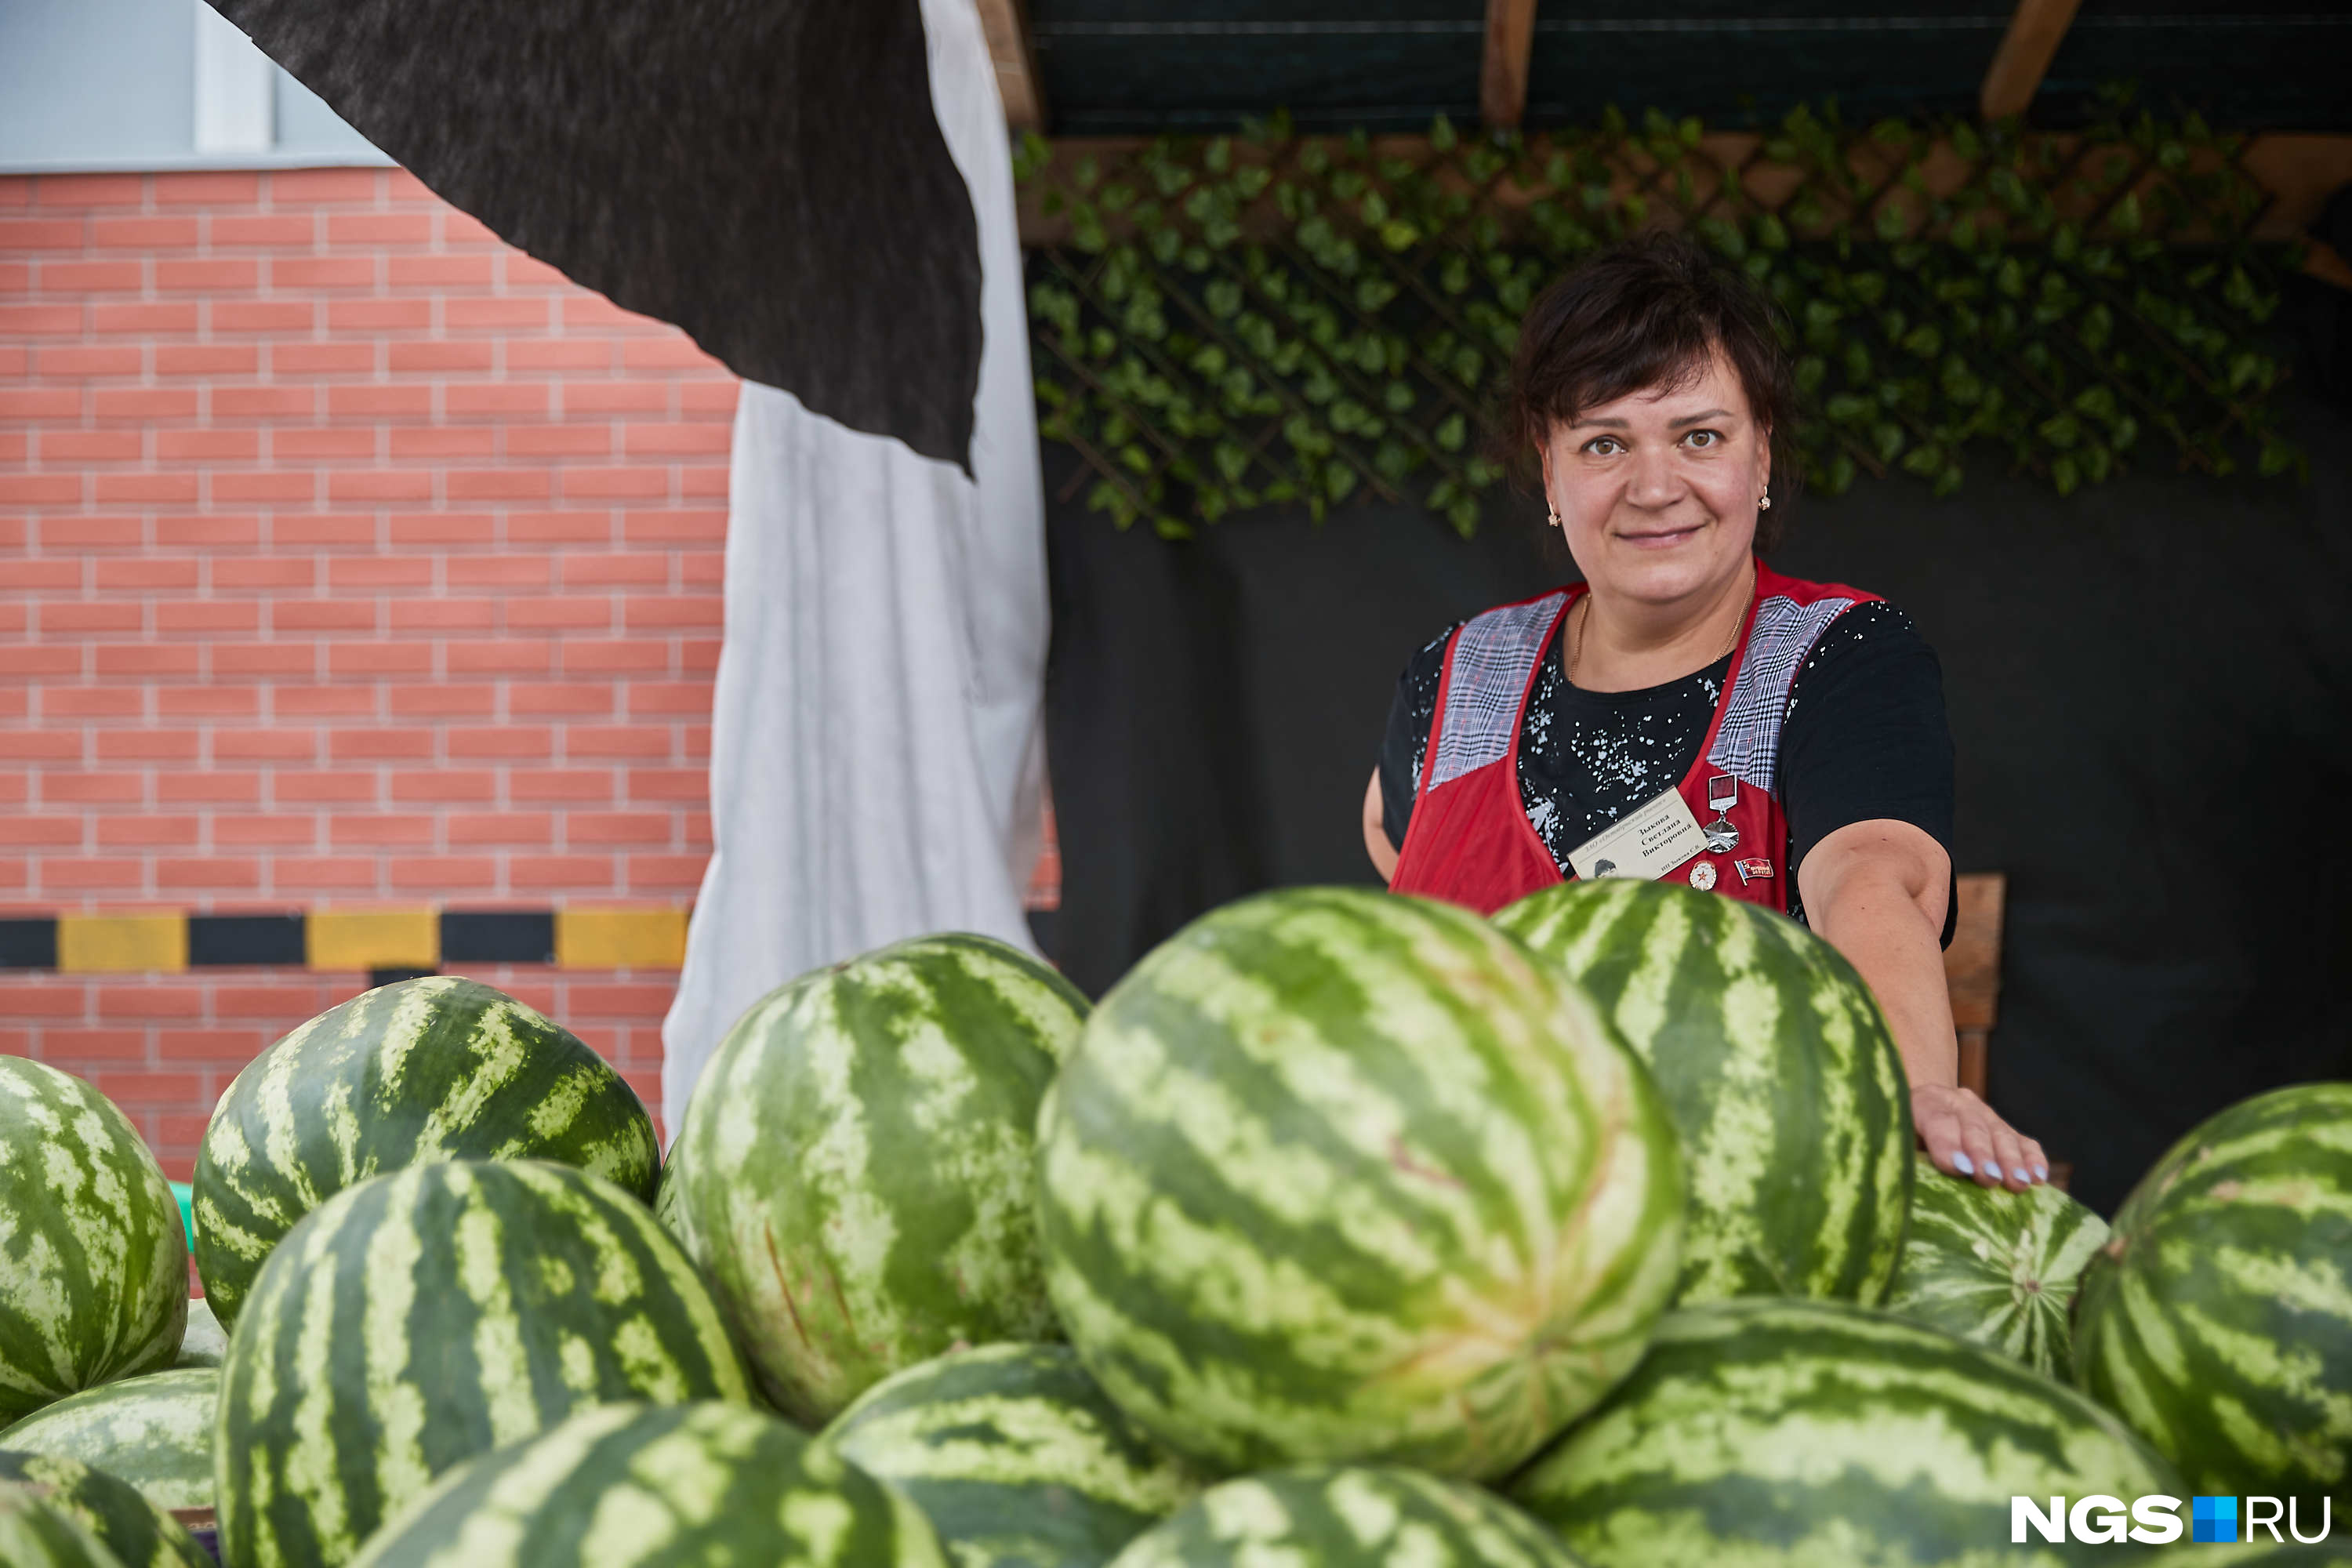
1389;560;1881;917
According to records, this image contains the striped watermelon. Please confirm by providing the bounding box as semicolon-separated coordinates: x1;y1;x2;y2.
191;976;659;1330
0;1058;189;1425
1508;1297;2182;1568
216;1159;753;1568
0;1452;209;1568
347;1400;949;1568
1106;1468;1583;1568
1036;887;1685;1481
660;933;1087;1425
169;1301;222;1371
2074;1083;2352;1507
822;1343;1203;1568
1494;879;1912;1305
0;1485;122;1568
1887;1152;2110;1380
0;1370;216;1512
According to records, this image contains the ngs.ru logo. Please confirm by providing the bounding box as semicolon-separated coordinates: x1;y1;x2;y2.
2012;1494;2334;1544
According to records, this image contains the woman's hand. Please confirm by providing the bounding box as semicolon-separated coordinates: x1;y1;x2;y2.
1914;1083;2049;1190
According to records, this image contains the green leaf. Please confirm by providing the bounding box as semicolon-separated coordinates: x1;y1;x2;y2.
1435;412;1467;452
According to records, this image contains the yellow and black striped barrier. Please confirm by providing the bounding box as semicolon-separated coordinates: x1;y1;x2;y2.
0;908;690;976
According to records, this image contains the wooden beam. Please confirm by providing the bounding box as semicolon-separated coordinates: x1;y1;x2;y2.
1980;0;2083;121
1481;0;1537;132
974;0;1047;134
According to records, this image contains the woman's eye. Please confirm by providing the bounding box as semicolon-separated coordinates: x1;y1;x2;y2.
1683;430;1719;448
1583;437;1622;456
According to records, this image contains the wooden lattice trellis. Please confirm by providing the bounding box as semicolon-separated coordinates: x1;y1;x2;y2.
1018;98;2309;539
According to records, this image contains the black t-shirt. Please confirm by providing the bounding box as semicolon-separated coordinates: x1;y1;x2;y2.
1378;597;1958;942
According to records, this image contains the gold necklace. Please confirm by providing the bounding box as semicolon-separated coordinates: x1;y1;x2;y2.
1566;563;1751;688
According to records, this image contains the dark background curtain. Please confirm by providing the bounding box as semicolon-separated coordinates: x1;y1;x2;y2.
1040;285;2352;1217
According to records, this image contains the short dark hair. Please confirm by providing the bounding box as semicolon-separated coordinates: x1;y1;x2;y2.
1497;232;1798;549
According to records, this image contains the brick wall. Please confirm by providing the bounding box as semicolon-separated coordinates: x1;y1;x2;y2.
1;166;1058;1174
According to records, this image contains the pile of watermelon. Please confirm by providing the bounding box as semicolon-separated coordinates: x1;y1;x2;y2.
1;886;2345;1568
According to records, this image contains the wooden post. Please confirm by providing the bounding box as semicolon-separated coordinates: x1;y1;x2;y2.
1481;0;1537;132
974;0;1047;133
1980;0;2083;121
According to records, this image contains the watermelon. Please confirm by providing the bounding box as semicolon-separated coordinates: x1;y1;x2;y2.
822;1343;1204;1568
347;1400;949;1568
1106;1467;1584;1568
0;1452;210;1568
1036;887;1685;1481
2074;1083;2352;1507
216;1159;753;1568
0;1370;216;1512
1508;1297;2182;1568
660;933;1087;1425
1887;1152;2110;1379
0;1484;124;1568
0;1058;189;1424
170;1301;222;1371
191;975;659;1330
1494;879;1912;1305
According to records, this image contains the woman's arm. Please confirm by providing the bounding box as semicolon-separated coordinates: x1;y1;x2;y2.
1799;817;2049;1191
1363;768;1399;883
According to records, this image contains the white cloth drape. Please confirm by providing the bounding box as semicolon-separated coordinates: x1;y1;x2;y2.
659;0;1048;1130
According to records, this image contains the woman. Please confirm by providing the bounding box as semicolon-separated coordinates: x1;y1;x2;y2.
1363;233;2045;1191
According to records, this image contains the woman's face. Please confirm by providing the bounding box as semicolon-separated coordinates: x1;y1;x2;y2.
1538;345;1769;608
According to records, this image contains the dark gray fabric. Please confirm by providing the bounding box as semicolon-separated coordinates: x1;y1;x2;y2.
207;0;983;469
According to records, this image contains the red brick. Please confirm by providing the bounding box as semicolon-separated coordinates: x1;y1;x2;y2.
327;556;434;590
446;470;548;501
506;340;614;372
273;428;376;460
154;854;255;891
329;728;435;763
211;981;328;1018
90;216;199;249
387;254;494;289
561;640;667;676
270;169;383;203
388;769;496;803
387;600;495;633
92;387;195;420
0;303;85;335
93;555;201;589
567;981;677;1017
561;382;669;415
448;298;555;332
505;689;612;724
212;385;318;419
158;1027;270;1062
441;210;501;248
39;259;144;292
387;426;495;459
271;856;382;892
211;472;318;504
384;514;495;547
506;512;612;545
447;811;553;846
563;726;673;760
560;554;666;589
270;256;375;289
35;172;145;206
270;685;378;718
507;598;614;633
566;811;675;847
208;212;314;246
326;470;434;503
0;983;89;1019
325;297;432;333
271;342;375;376
505;426;610;458
388;855;499;893
155;684;260;717
624;595;722;630
510;854;617;891
445;725;552;760
268;515;376;549
327;211;433;246
510;769;615;804
440;383;551;418
96;815;199;847
152;171;259;204
94;473;198;505
501;254;569;288
0;388;84;419
622;336;723;372
38;429;143;463
210;558;318;590
155;601;260;635
156;770;260;805
157;514;262;548
328;384;433;419
156;423;262;460
443;556;550;590
0;218;86;249
39;857;144;891
387;341;493;374
677;466;729;501
37;346;141;377
208;637;316;677
2;644;85;677
270;598;379;634
38;686;142;718
38;601;142;633
42;1029;150;1065
210;813;318;844
154;258;258;292
562;296;662;332
443;641;553;677
211;299;314;332
625;422;731;456
93;1073;206;1105
93;301;199;335
387;683;495;718
677;382;740;418
0;816;85;847
35;775;141;808
95;728;198;763
329;814;436;848
628;768;709;802
633;680;713;716
154;344;259;377
270;772;376;805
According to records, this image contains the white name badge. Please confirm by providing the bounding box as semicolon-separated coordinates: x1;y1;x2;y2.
1566;786;1709;883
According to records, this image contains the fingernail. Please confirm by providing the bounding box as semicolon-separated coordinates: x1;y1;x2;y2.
1986;1162;2005;1181
2035;1164;2049;1181
1952;1152;1974;1174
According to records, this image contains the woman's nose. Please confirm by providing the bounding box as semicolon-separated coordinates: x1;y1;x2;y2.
1624;445;1684;507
